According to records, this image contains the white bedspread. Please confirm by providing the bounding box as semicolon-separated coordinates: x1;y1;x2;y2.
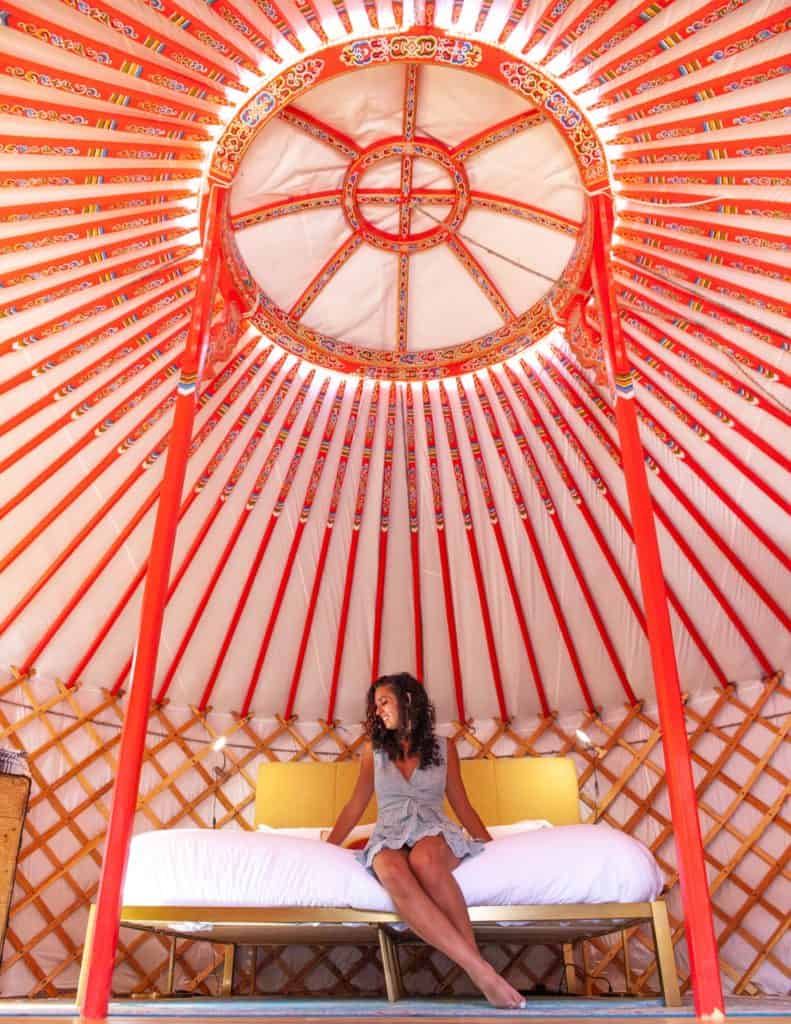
123;825;662;911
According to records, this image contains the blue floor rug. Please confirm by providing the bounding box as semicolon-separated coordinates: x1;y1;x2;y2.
2;997;790;1018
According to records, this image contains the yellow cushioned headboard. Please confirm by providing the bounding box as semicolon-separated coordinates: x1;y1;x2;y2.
255;761;377;829
255;755;580;829
454;756;581;825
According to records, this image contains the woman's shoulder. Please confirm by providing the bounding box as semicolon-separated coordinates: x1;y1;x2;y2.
440;734;459;762
365;739;383;763
361;739;379;763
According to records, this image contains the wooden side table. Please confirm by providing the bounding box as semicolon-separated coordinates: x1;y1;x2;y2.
0;772;31;964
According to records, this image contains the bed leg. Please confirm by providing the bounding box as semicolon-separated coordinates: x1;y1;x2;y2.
581;941;591;996
165;936;176;995
650;900;681;1007
76;903;97;1010
622;929;631;996
221;944;236;998
390;931;404;997
249;947;258;996
377;926;403;1002
562;942;579;995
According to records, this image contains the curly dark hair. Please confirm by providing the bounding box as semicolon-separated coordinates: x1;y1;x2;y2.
365;672;441;769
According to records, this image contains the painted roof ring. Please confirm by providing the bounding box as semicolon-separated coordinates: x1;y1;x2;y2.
209;29;608;380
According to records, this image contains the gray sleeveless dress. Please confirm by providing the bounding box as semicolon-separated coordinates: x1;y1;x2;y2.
357;736;485;872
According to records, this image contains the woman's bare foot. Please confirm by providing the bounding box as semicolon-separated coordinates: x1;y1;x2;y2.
468;958;525;1009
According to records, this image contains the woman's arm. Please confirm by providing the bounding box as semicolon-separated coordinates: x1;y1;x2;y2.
324;742;375;846
445;739;492;842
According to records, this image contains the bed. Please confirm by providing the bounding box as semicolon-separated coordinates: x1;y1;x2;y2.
78;755;681;1005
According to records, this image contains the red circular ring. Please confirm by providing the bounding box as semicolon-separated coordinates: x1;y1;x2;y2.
341;137;470;253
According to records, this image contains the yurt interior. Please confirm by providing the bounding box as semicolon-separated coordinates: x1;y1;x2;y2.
0;0;789;1021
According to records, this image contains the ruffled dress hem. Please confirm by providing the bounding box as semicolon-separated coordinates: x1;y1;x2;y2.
357;824;484;871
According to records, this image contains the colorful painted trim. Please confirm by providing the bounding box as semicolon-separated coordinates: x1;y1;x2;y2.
176;369;198;395
614;369;636;399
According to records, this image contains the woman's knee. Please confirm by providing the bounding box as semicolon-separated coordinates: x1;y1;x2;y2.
373;849;412;892
408;837;451;884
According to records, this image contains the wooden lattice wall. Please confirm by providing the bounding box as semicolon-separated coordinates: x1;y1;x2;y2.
0;669;788;1000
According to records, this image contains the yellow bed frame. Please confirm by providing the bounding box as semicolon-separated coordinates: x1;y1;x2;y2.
79;755;680;1005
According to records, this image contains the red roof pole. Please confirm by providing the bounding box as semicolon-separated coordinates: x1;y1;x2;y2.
590;192;723;1019
79;183;226;1024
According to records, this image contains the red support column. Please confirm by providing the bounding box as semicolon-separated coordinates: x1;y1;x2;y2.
79;184;226;1024
590;193;724;1019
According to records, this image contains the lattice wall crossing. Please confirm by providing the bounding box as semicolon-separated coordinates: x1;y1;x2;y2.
0;671;788;1000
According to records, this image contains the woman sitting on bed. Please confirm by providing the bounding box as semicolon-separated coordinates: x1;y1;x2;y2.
326;672;525;1010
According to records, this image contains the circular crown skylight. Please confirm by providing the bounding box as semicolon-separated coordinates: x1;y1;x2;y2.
221;43;595;378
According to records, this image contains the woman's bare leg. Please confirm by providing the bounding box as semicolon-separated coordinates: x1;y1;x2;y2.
373;847;524;1009
408;836;476;951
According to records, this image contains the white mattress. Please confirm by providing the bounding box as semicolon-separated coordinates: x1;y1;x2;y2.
123;825;662;912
